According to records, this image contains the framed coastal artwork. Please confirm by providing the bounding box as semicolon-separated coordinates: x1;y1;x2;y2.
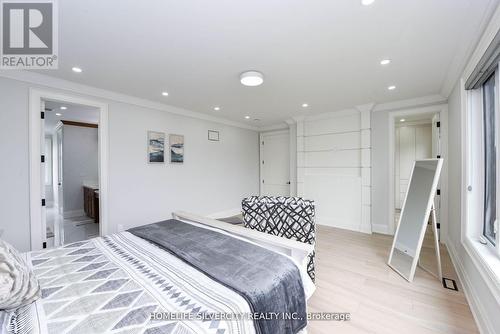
169;134;184;163
147;131;165;163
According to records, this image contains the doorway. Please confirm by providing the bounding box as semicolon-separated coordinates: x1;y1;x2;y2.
29;89;109;251
260;130;290;196
43;100;100;247
388;105;448;236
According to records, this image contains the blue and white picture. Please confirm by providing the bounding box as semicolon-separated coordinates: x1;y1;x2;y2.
169;134;184;163
148;131;165;163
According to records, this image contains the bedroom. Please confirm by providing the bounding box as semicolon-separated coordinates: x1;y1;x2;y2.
0;0;500;333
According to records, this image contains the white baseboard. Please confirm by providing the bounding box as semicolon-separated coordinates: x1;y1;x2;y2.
206;208;242;219
371;223;391;235
63;209;85;219
446;240;494;334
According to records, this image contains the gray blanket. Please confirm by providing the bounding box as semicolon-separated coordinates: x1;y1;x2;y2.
129;219;307;334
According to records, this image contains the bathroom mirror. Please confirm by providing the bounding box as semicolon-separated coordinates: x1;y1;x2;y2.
388;159;443;282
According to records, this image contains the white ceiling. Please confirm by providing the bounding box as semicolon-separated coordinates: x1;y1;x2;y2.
36;0;496;126
44;100;99;133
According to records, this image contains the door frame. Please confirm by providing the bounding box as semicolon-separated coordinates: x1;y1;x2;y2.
259;130;290;196
29;88;109;251
388;104;448;236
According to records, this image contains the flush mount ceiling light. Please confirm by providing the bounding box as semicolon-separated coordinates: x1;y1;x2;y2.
388;85;396;90
245;115;251;119
361;0;375;6
240;71;264;87
55;113;62;116
72;67;82;73
380;59;391;65
400;119;406;122
302;103;309;108
162;92;169;96
213;106;220;111
60;106;67;110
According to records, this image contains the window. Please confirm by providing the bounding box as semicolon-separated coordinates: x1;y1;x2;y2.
482;72;498;246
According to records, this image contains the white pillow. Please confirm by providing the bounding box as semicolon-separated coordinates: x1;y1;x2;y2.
0;240;40;310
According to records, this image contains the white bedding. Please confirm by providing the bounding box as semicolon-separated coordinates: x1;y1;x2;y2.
1;220;312;334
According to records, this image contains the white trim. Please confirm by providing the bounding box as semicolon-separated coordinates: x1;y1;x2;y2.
29;88;109;250
463;237;500;305
1;70;259;131
372;223;390;235
440;0;499;97
258;95;448;131
206;208;242;219
373;95;447;113
460;72;500;304
302;108;359;122
259;122;289;132
462;3;500;85
446;239;496;334
387;104;449;235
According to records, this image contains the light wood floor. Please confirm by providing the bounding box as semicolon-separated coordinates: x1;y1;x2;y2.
307;225;478;334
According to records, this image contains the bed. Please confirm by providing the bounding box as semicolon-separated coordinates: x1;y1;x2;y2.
1;212;314;334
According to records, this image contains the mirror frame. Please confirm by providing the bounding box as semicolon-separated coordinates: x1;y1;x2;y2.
387;158;444;282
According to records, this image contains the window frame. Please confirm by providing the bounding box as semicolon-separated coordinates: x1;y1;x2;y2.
461;64;500;304
481;71;499;247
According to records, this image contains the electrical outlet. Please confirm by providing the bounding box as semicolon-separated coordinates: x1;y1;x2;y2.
117;224;124;232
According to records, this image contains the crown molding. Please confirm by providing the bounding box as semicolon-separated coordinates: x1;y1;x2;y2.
0;70;260;131
460;1;500;89
440;0;499;97
259;122;289;132
372;94;447;113
355;103;375;113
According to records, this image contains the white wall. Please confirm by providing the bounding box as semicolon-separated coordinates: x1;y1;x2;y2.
0;76;259;251
62;125;99;215
294;108;371;233
371;110;391;234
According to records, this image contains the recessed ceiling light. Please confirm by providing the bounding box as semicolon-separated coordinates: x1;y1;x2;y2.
245;116;251;119
55;113;62;116
240;71;264;87
162;92;169;96
60;106;67;110
361;0;375;6
400;119;406;122
380;59;391;65
72;67;82;73
214;106;220;111
302;103;309;108
388;85;396;90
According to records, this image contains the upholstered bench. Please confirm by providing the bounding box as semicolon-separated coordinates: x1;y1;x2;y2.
241;196;316;282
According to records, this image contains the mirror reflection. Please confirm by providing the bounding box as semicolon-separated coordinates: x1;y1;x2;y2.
388;159;442;281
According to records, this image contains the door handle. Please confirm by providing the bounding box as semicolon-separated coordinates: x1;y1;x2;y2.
286;181;291;185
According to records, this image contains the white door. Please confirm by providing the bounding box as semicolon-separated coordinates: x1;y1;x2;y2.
40;101;47;248
56;126;64;215
260;131;290;196
431;114;441;231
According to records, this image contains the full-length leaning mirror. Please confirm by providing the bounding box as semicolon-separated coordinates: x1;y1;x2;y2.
388;159;443;282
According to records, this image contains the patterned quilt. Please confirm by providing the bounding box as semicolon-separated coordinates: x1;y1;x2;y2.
1;232;256;334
